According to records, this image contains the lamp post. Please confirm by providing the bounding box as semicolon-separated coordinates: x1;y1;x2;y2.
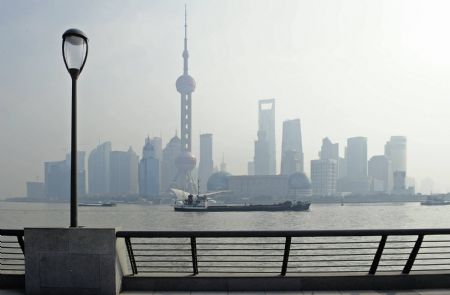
62;29;88;227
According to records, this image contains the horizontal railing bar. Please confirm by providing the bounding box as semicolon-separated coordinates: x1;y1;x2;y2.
423;240;450;243
287;270;370;273
410;268;450;271
134;254;192;257
290;247;377;251
116;228;450;238
0;229;24;236
135;259;193;263
197;254;283;257
194;271;281;273
417;246;450;249
291;258;374;262
133;249;191;251
415;258;450;261
289;253;385;257
288;265;371;268
0;241;20;244
198;242;285;245
416;252;450;255
198;260;283;263
138;265;192;272
131;243;190;245
136;261;192;267
0;256;24;259
197;248;284;251
138;271;193;274
0;263;25;266
291;241;380;245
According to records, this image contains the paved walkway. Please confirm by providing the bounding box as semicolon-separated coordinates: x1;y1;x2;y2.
1;290;450;294
121;291;450;294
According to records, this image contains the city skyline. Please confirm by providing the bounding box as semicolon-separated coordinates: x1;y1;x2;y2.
2;0;450;197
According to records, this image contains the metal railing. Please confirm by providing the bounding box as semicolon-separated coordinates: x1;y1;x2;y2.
116;228;450;276
0;229;25;275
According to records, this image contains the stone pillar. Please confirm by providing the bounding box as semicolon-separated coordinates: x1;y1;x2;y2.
25;228;125;295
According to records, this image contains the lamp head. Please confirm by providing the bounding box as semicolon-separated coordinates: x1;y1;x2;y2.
62;28;88;79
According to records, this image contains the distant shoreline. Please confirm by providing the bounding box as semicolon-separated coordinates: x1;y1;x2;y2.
0;195;432;205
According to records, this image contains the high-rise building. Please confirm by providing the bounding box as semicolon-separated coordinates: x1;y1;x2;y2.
26;182;45;199
368;155;392;193
220;154;227;173
346;137;368;177
320;137;339;161
337;137;369;194
88;141;111;196
109;147;138;196
310;138;339;196
254;130;270;175
393;171;406;194
161;134;181;193
198;134;213;192
45;160;69;199
44;151;85;199
139;137;161;197
311;159;337;196
247;161;255;176
258;99;276;175
281;119;303;175
385;136;407;174
173;6;197;193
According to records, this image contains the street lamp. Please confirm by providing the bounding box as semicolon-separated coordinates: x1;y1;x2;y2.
62;28;88;227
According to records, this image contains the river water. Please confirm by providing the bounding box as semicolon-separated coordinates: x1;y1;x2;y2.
1;201;450;230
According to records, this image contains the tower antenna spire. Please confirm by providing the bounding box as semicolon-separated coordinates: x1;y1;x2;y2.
182;4;189;75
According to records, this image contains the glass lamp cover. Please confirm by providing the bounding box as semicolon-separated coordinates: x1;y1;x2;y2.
63;35;87;70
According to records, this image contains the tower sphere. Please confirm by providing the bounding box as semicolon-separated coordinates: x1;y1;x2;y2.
176;75;196;94
175;151;197;171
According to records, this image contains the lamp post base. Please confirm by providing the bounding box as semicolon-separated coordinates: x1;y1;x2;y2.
24;227;127;295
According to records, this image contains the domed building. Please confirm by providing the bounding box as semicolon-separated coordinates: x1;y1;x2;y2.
207;172;231;191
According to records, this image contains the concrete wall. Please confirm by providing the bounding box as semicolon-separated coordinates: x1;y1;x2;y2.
25;228;125;295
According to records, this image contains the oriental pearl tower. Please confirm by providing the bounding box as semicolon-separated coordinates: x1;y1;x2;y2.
173;6;197;193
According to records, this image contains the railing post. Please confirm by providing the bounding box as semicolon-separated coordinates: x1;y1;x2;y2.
402;234;424;274
17;235;25;254
281;236;292;276
369;235;387;275
190;237;199;275
125;237;138;275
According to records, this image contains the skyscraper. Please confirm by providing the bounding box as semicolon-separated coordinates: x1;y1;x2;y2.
254;130;270;175
281;119;303;175
258;99;276;175
384;136;407;174
337;137;370;194
139;137;161;197
88;141;111;196
368;155;392;193
161;134;181;193
311;159;337;196
320;137;339;161
311;138;338;196
173;6;197;193
346;137;368;177
109;147;138;196
198;134;213;191
44;151;85;199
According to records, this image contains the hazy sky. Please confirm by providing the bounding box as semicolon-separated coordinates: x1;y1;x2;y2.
2;0;450;197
